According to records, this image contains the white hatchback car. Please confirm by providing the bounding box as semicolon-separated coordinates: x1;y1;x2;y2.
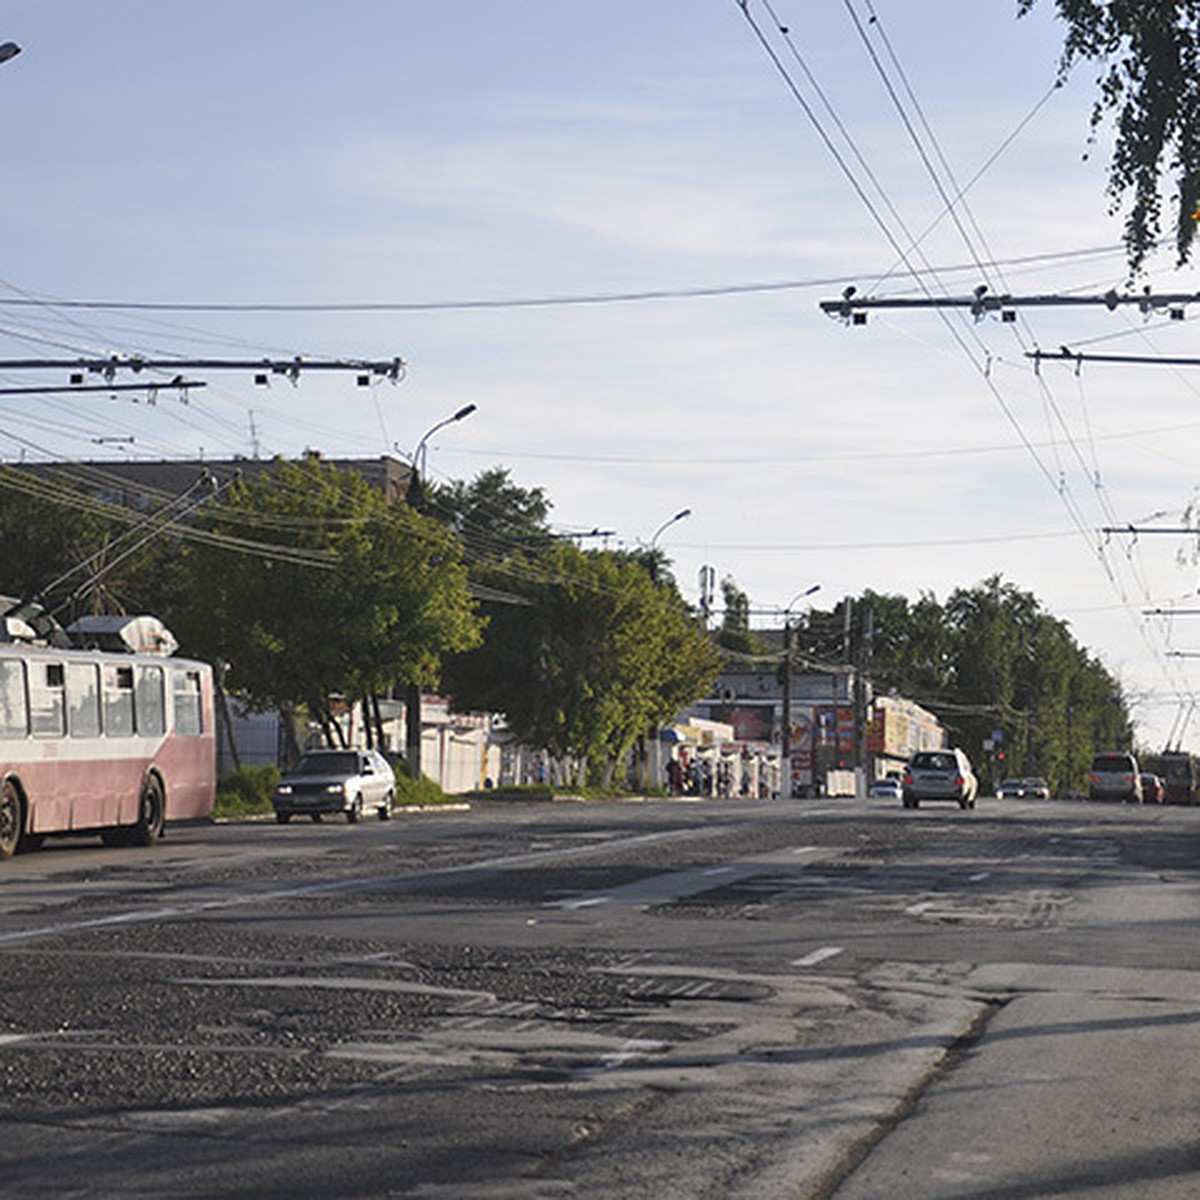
902;748;979;810
868;776;903;801
273;748;396;824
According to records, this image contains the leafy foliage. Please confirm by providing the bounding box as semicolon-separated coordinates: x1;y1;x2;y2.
425;467;553;555
172;456;482;717
1021;0;1200;271
717;576;765;656
443;542;722;785
0;467;162;621
213;764;280;817
817;575;1131;793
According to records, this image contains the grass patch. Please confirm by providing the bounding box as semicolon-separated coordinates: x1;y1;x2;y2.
393;772;459;806
213;764;280;819
462;783;556;801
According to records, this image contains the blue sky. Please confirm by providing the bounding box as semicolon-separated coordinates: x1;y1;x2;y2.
4;1;1200;750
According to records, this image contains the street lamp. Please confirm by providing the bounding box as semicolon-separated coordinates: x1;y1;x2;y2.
0;42;20;66
780;583;821;798
646;507;691;583
400;403;476;782
650;507;691;549
400;402;476;513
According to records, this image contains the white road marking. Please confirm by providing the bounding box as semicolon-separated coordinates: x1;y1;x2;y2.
584;1037;667;1075
558;896;610;910
905;901;935;915
968;872;990;882
792;946;843;967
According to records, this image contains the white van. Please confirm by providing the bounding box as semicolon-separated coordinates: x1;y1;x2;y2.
902;748;978;810
1088;752;1141;803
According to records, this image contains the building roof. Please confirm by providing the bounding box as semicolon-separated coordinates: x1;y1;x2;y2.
14;453;414;507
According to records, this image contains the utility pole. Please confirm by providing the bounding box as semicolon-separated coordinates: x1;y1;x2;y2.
781;618;794;781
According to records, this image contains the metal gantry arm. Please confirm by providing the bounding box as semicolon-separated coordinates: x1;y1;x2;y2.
819;286;1200;326
0;355;406;384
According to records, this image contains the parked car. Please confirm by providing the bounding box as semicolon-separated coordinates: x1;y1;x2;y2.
868;776;903;801
902;748;978;809
1023;777;1051;800
996;778;1026;799
273;748;396;824
1139;773;1165;804
1088;752;1142;803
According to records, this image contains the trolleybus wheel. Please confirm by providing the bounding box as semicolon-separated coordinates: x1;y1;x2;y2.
129;775;165;847
0;779;21;859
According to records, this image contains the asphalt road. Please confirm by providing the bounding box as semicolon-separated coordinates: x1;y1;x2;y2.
0;793;1197;1198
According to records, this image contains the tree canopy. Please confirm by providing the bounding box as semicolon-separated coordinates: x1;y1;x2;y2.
172;457;482;726
811;576;1131;793
1022;0;1200;271
424;467;552;556
442;541;722;786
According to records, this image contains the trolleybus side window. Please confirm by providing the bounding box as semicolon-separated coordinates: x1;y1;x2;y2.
103;664;135;737
136;664;165;736
30;662;66;738
173;669;203;736
0;659;27;739
66;661;101;738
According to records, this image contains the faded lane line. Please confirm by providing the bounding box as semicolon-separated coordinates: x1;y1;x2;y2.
792;946;844;967
0;823;759;946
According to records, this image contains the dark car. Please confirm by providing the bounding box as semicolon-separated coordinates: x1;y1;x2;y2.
996;778;1026;799
1023;777;1051;800
273;748;396;824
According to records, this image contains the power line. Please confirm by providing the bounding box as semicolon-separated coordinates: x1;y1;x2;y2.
0;247;1130;316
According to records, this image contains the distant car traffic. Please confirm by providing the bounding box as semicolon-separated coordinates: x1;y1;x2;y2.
868;776;903;801
273;748;396;824
1023;777;1051;800
1088;752;1142;803
996;778;1026;799
1139;773;1165;804
902;748;978;809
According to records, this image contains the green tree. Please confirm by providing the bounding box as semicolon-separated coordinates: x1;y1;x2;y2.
425;467;552;556
174;456;481;738
717;576;764;656
1021;0;1200;271
443;543;721;786
0;467;132;619
857;575;1129;794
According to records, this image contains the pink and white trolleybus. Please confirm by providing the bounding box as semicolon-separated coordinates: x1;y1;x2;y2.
0;614;215;860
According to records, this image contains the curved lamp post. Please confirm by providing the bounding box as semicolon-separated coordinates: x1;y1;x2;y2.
646;507;691;583
780;583;821;797
400;402;476;513
401;403;476;780
650;507;691;549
